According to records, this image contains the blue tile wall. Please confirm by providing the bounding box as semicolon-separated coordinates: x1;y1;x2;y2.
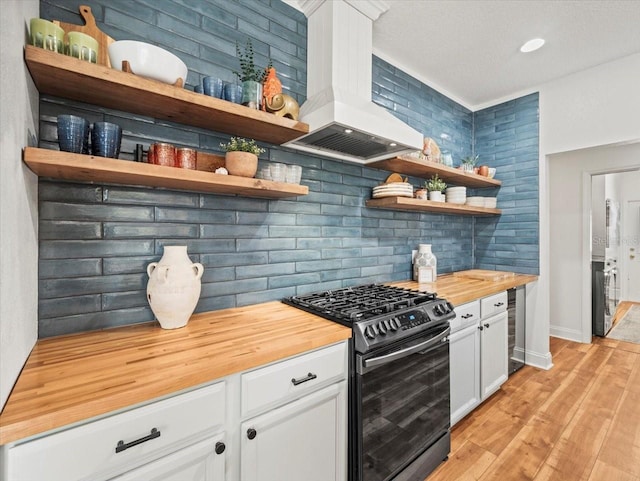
473;93;540;274
36;0;536;338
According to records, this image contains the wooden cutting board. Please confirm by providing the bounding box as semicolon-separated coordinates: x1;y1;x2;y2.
453;269;516;281
53;5;114;67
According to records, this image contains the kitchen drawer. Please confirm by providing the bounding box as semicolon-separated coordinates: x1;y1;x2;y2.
480;291;508;319
451;300;480;333
241;341;347;418
6;381;225;481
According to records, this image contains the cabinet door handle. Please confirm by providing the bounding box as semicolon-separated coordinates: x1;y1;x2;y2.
291;372;317;386
215;441;226;454
461;314;473;319
115;428;160;453
484;323;490;329
247;428;257;440
494;302;504;307
478;325;484;331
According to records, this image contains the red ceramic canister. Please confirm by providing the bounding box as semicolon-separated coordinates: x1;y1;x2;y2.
155;143;176;167
176;148;197;169
147;143;156;164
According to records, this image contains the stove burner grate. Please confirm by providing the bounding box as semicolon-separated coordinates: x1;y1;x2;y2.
283;284;437;325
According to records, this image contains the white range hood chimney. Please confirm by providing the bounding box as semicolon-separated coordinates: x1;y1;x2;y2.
285;0;423;163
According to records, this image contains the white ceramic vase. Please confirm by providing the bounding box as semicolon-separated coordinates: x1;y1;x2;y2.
146;246;204;329
413;244;437;283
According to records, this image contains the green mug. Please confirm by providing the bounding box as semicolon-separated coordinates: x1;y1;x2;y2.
30;18;65;53
66;31;98;63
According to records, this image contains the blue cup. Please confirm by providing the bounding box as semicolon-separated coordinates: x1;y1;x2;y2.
57;115;90;154
223;82;242;103
91;121;122;159
203;77;223;98
194;85;203;94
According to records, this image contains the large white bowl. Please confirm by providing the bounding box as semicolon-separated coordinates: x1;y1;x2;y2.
108;40;188;87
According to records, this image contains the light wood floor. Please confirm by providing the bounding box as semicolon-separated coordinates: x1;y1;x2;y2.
427;336;640;481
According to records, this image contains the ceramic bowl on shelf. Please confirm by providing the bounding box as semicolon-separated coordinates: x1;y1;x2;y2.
484;197;497;208
108;40;188;86
488;167;497;178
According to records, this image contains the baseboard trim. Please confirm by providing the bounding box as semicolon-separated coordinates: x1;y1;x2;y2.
524;349;553;370
550;325;583;343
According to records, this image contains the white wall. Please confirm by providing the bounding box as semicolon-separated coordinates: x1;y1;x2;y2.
0;0;39;411
539;53;640;344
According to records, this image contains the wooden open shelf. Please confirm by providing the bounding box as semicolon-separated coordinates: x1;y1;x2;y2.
366;197;501;216
24;45;309;145
367;156;501;188
23;147;309;199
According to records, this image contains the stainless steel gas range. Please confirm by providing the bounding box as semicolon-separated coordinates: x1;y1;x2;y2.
283;284;456;481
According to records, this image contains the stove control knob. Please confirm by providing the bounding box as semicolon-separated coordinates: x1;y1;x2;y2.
377;322;387;335
364;325;376;339
389;318;398;331
434;304;444;315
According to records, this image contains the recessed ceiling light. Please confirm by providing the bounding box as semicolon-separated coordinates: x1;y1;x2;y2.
389;142;397;147
520;38;545;53
344;128;353;134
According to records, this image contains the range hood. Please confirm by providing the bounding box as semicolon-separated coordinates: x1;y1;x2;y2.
285;0;423;163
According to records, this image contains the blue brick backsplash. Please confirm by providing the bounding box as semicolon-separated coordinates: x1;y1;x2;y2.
473;93;540;275
36;0;538;337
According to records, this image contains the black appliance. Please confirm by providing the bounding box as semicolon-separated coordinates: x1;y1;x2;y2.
283;284;456;481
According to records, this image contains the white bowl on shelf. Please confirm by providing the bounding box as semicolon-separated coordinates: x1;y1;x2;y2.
108;40;188;86
484;197;497;208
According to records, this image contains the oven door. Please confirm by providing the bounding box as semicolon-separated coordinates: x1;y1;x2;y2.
354;323;450;481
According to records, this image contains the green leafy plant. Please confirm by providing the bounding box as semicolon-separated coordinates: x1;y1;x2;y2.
234;38;272;82
425;174;447;192
220;137;266;156
461;155;479;166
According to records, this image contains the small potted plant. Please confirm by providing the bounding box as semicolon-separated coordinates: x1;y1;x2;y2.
220;137;265;178
426;174;447;202
460;155;479;173
234;38;272;109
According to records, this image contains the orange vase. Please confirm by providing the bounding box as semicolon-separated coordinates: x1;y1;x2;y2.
262;67;282;111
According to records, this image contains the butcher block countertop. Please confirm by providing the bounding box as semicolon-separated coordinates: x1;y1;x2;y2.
0;271;536;445
391;272;538;306
0;302;351;445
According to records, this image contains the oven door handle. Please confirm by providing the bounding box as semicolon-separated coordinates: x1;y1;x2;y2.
362;326;450;371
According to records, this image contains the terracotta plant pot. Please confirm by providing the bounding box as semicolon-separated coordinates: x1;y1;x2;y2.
225;151;258;177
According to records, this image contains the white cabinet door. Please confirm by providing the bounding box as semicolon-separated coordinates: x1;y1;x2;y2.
449;323;481;426
480;310;509;399
110;435;225;481
240;381;347;481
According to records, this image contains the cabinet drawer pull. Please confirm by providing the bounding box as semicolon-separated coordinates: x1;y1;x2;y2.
461;314;473;319
494;302;504;307
215;441;226;454
291;372;317;386
247;428;257;440
484;323;490;329
115;428;160;453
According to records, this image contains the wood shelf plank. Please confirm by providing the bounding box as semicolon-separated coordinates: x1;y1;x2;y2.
24;45;309;145
366;197;501;216
367;156;502;188
23;147;308;199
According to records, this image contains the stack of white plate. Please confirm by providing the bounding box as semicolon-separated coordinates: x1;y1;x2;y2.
372;182;414;198
446;186;466;204
484;197;497;208
466;196;485;207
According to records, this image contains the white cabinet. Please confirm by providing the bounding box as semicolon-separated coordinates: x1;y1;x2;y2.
240;382;347;481
479;310;509;399
2;342;349;481
449;323;481;426
5;381;226;481
110;434;226;481
239;342;348;481
449;292;509;426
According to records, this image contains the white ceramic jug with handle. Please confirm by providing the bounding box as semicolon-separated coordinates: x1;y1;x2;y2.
146;245;204;329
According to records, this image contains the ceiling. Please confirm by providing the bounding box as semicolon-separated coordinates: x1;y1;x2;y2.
288;0;640;110
372;1;640;109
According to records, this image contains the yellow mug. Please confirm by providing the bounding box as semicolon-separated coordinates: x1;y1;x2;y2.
66;31;98;63
30;18;65;53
